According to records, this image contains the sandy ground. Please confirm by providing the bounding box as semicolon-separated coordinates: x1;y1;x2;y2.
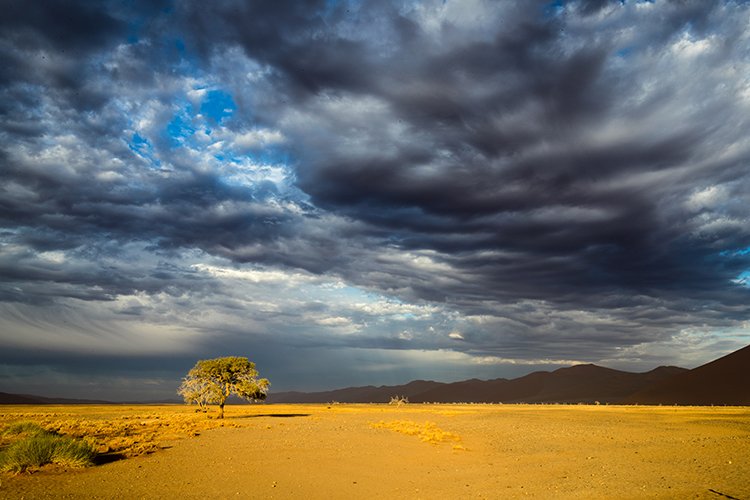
1;404;748;499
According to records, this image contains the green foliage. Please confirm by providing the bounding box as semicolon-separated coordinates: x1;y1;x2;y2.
49;436;97;467
2;421;47;437
0;428;96;472
178;356;270;418
177;377;218;411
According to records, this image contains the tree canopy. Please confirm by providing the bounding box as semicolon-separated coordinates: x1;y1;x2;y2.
178;356;269;418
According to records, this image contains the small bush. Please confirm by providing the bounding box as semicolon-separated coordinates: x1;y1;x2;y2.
0;431;96;472
2;421;48;437
0;433;59;471
389;395;409;406
55;438;96;467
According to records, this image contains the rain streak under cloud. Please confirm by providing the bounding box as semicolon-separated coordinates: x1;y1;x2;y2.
1;0;750;400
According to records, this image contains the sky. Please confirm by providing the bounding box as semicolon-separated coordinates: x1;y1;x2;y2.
1;0;750;401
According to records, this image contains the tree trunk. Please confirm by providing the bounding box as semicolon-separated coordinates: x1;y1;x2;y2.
219;383;230;419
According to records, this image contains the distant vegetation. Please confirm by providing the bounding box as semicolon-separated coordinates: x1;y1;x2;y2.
178;356;269;418
389;395;409;406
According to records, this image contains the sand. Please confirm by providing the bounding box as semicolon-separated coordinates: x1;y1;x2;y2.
1;404;748;499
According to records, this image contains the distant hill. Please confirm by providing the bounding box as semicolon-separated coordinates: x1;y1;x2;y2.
409;365;688;404
0;392;114;405
268;365;689;404
270;344;750;405
624;344;750;405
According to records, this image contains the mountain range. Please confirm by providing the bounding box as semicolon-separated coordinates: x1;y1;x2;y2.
0;392;114;405
269;344;750;405
1;344;747;405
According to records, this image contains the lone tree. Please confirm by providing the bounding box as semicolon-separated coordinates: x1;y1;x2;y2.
177;376;214;412
178;356;269;418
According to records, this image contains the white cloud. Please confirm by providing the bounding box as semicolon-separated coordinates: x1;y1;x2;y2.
470;356;586;366
686;185;727;211
191;263;318;285
671;33;716;59
232;128;285;149
350;300;441;319
315;316;355;328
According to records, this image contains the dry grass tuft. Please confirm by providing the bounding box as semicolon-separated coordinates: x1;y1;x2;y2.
370;420;464;448
2;421;48;437
0;425;96;472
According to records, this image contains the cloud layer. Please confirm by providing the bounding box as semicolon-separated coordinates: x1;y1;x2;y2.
1;0;750;398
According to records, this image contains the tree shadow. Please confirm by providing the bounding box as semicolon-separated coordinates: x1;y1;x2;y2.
232;413;311;419
93;452;127;466
93;445;176;466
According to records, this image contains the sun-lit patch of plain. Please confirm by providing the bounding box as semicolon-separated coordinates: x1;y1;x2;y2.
1;404;748;498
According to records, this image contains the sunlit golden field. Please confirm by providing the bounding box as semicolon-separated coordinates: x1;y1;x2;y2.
1;403;748;499
0;405;229;460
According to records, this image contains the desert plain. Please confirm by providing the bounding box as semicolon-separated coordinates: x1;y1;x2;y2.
0;403;748;499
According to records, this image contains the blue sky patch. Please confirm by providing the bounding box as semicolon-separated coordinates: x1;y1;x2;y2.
128;133;160;167
201;89;236;124
165;109;195;147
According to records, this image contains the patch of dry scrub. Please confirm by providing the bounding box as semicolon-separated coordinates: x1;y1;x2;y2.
0;422;96;472
370;420;466;450
0;407;228;459
45;415;223;456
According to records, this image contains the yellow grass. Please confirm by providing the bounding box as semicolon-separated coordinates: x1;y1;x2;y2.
0;405;227;458
370;419;464;448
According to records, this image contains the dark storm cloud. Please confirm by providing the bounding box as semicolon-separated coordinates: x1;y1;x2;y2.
0;0;353;287
0;0;124;57
196;0;749;308
177;0;379;95
1;0;750;398
0;0;129;111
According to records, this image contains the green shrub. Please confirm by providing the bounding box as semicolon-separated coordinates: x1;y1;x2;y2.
1;421;48;437
0;431;96;472
0;433;58;471
51;436;97;468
